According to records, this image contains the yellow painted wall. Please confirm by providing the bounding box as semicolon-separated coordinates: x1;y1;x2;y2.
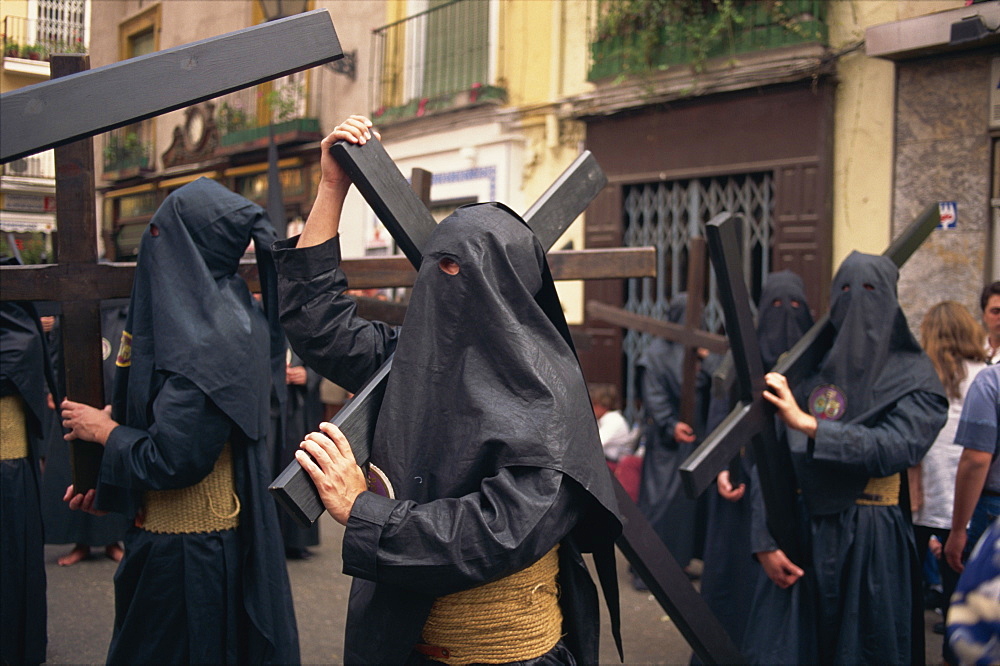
1;0;37;93
828;0;965;269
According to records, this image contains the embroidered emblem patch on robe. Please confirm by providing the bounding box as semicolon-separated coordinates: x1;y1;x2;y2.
116;330;132;367
809;384;846;421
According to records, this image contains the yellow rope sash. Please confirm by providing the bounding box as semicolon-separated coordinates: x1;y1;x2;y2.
141;442;240;534
419;546;562;664
855;473;900;506
0;394;30;460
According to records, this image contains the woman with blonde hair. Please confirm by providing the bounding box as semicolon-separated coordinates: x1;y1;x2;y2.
911;300;987;650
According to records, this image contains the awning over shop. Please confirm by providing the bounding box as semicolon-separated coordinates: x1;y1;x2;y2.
0;210;56;234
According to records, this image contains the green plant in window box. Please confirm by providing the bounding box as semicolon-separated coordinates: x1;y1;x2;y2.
21;43;47;61
217;101;250;135
263;82;304;123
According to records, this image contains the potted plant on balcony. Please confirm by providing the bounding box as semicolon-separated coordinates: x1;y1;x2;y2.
103;131;152;180
4;41;21;58
21;44;46;61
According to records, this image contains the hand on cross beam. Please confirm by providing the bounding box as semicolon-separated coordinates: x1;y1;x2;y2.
295;422;367;526
298;116;381;250
761;372;817;438
60;398;117;445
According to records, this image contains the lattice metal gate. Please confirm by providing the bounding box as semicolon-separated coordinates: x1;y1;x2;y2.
621;172;774;420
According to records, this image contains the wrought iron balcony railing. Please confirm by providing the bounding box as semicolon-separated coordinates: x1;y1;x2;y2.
589;0;828;81
3;14;86;62
371;0;505;124
213;72;320;147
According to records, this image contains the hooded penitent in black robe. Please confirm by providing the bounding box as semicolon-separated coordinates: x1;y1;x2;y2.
275;202;622;665
698;271;814;655
742;252;948;664
40;303;130;547
92;178;298;664
0;286;52;666
636;294;717;569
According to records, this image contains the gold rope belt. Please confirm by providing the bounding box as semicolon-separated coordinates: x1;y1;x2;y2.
141;442;240;534
418;546;562;664
0;394;30;461
855;473;900;506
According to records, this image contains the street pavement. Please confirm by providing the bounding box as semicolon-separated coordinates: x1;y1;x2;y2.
43;512;944;664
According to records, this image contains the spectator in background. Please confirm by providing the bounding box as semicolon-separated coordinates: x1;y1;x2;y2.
588;382;637;469
945;363;1000;574
909;301;987;652
980;282;999;364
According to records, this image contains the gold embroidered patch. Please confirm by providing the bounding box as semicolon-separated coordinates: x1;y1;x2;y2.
116;330;132;367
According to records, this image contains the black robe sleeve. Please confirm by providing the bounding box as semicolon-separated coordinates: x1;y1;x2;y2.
810;390;947;475
273;235;398;392
97;373;231;515
343;466;582;597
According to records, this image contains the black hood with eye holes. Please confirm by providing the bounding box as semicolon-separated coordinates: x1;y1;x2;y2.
757;270;815;370
112;177;284;441
370;202;621;551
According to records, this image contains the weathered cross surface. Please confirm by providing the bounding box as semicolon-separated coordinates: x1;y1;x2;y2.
586;236;729;426
679;204;942;559
269;139;742;664
0;10;345;490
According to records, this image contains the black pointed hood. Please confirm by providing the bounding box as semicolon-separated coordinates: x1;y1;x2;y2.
370;202;621;549
112;178;283;440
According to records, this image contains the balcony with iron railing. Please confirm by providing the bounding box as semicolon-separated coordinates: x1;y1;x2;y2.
371;0;506;124
2;14;86;63
102;123;155;182
588;0;828;81
213;73;321;152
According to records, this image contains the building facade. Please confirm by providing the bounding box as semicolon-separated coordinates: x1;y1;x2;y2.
83;0;370;258
1;0;89;262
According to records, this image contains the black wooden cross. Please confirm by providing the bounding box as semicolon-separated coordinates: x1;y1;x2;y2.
586;237;729;426
0;10;345;490
268;139;742;664
679;204;942;559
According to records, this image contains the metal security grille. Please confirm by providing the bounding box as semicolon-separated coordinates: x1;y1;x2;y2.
36;0;87;47
621;172;774;419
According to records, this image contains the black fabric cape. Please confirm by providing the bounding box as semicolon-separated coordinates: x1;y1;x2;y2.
636;293;715;566
743;252;948;664
94;178;298;663
0;283;52;666
698;270;814;655
40;304;130;546
275;202;622;665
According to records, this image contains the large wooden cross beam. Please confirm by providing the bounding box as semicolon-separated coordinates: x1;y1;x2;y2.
678;204;941;558
0;11;344;490
586;237;730;426
269;140;742;664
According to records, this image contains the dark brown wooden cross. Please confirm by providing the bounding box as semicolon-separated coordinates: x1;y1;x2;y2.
268;139;742;664
0;10;346;490
679;204;942;559
586;236;728;426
